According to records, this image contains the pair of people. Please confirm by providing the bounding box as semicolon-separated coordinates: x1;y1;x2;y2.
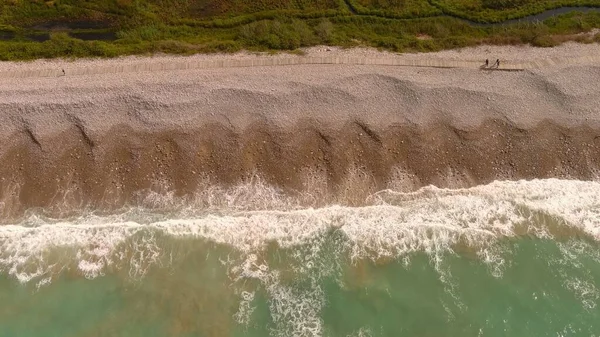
485;59;500;68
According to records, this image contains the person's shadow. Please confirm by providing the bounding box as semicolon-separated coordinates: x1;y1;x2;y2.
480;59;491;70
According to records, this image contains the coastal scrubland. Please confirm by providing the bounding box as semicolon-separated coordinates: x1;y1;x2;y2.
0;0;599;59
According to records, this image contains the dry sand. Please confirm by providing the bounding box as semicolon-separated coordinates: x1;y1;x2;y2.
1;43;600;215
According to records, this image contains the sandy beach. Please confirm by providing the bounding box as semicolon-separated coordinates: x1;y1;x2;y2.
1;43;600;215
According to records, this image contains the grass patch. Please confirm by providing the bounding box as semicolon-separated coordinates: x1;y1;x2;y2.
347;0;442;18
0;0;599;60
430;0;600;23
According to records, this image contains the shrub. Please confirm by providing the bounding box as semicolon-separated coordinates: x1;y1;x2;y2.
531;34;557;47
482;0;529;10
236;19;319;49
315;18;334;42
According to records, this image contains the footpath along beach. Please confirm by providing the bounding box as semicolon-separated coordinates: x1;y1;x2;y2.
0;43;600;215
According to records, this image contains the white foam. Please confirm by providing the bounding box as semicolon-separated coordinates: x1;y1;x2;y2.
234;290;256;325
2;179;600;283
556;241;600;311
347;327;373;337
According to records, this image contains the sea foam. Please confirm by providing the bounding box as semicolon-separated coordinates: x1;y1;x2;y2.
1;178;599;285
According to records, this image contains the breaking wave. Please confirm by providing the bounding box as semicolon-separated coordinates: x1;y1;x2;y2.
2;178;600;283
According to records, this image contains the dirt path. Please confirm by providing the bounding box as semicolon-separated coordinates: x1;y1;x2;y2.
1;43;599;79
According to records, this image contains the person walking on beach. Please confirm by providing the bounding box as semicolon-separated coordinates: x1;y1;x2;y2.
485;59;489;67
61;69;65;76
495;59;500;68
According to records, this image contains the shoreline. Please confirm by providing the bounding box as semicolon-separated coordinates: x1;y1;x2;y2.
1;43;600;215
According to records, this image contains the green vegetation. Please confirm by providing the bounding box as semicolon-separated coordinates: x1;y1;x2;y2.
431;0;600;22
0;0;347;27
0;0;600;60
346;0;442;18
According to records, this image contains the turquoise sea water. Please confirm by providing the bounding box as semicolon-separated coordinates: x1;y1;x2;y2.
1;179;599;337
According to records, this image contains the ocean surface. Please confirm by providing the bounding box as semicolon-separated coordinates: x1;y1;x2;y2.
1;179;600;337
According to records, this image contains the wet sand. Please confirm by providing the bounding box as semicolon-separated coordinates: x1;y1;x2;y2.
1;44;600;216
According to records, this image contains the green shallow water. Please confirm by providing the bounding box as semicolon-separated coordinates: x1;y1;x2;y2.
1;235;599;337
